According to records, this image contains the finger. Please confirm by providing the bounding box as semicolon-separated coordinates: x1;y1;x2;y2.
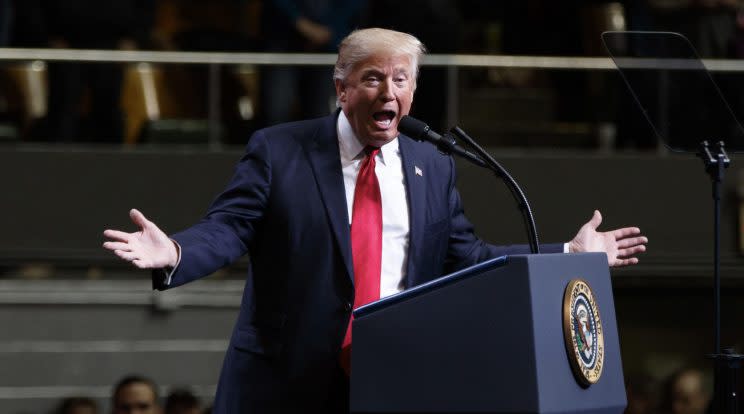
103;241;131;252
587;210;602;230
616;236;648;249
103;229;132;242
129;208;150;229
114;249;139;262
618;245;646;257
610;227;642;239
611;257;639;267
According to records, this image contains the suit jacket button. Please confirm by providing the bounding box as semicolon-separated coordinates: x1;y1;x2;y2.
345;302;352;311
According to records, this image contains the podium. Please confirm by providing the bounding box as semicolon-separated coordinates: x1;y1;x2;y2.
350;253;626;414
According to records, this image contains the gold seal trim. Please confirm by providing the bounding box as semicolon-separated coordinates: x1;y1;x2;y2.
562;279;605;387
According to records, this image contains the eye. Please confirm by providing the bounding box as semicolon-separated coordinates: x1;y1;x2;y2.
364;75;380;85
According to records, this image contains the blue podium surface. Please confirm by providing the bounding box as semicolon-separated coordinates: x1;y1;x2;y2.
350;252;626;414
354;256;508;319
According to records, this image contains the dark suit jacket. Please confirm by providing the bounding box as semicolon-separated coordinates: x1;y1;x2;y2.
155;112;563;413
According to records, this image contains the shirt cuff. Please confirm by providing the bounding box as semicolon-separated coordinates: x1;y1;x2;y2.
563;243;570;253
162;239;182;286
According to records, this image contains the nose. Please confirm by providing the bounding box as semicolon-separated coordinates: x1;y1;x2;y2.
379;78;394;102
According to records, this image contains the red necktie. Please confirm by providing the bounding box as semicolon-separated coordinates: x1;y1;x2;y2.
340;146;382;374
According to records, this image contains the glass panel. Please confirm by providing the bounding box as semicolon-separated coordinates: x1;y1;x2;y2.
602;31;744;152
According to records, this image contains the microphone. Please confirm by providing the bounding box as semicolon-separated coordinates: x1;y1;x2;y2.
398;115;540;254
398;116;486;168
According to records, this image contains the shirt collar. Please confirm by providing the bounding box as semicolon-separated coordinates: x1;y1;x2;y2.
337;110;398;165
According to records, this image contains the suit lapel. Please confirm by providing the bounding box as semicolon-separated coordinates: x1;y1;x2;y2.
304;113;354;285
398;135;425;288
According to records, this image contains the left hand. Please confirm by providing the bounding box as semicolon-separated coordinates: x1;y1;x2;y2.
567;210;647;267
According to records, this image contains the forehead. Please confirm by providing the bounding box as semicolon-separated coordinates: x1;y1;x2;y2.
116;383;156;402
352;53;413;75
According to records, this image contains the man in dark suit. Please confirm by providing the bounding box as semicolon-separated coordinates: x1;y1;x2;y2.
104;28;647;413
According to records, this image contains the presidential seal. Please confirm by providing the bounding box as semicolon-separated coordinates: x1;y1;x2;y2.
563;279;605;387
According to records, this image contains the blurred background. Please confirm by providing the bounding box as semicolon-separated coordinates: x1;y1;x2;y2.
2;0;744;413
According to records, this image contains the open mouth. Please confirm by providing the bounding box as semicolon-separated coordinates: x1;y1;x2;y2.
372;110;396;129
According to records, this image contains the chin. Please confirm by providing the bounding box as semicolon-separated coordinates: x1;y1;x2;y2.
375;128;399;140
369;134;397;147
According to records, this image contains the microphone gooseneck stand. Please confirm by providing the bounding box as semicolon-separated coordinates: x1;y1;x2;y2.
398;115;540;254
699;140;742;414
450;126;540;254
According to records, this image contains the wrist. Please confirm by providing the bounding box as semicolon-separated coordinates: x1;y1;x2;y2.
567;240;578;253
169;239;180;268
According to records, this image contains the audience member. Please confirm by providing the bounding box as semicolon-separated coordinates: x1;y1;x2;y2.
624;373;658;414
22;1;154;143
111;375;161;414
647;0;739;57
147;0;262;145
164;388;201;414
159;0;257;52
660;367;711;414
259;0;366;126
0;0;10;46
54;397;99;414
691;0;739;58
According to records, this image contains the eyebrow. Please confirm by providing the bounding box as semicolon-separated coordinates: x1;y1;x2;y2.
360;67;411;78
361;68;384;77
394;69;410;78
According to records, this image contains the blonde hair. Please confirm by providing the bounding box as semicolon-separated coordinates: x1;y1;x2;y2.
334;28;426;89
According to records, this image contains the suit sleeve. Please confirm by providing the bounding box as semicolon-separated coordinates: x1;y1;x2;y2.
154;131;272;290
443;156;563;274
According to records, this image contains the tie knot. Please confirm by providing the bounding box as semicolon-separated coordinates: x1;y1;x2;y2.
364;145;380;157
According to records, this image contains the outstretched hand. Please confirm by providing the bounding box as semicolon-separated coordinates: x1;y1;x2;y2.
103;209;178;269
567;210;647;267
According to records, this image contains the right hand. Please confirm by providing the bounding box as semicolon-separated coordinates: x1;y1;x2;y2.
103;209;179;269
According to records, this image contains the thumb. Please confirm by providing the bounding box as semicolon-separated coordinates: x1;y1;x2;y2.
129;208;149;229
587;210;602;230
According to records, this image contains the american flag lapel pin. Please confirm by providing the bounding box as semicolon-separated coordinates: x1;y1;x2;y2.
415;166;423;177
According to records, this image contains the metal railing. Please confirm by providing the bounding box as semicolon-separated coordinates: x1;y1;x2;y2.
2;48;744;148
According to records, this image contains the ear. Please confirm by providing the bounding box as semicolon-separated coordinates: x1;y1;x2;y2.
334;79;346;103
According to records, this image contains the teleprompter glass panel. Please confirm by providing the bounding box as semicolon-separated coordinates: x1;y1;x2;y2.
603;31;744;152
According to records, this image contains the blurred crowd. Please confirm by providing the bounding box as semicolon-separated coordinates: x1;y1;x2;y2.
625;367;713;414
53;375;208;414
0;0;464;144
0;0;742;147
43;366;715;414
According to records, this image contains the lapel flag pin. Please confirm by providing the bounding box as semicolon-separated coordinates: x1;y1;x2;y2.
415;166;423;176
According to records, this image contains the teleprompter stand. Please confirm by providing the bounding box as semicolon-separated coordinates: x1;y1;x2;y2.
603;31;744;414
699;140;743;414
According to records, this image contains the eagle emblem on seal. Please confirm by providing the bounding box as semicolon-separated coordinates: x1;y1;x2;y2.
563;279;605;387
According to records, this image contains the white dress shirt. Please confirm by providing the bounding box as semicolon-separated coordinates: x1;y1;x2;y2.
337;111;410;298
